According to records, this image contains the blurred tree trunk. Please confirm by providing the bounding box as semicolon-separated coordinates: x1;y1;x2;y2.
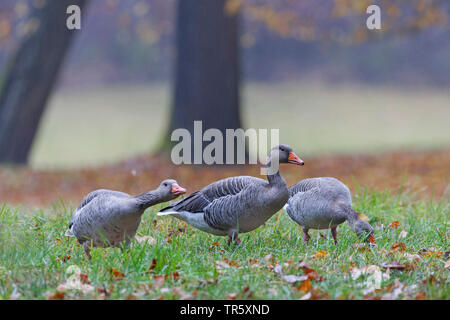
0;0;88;164
165;0;243;164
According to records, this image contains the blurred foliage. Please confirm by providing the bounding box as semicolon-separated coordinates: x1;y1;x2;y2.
0;0;449;86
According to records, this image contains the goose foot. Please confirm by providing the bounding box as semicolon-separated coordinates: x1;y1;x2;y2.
227;235;241;246
303;228;310;244
82;241;92;260
331;227;338;245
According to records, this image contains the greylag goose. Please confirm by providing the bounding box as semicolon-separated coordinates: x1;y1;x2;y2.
66;179;186;258
284;177;376;244
157;144;304;244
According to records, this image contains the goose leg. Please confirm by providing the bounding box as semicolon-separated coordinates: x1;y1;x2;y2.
227;232;240;245
302;228;310;243
331;227;338;245
82;242;92;260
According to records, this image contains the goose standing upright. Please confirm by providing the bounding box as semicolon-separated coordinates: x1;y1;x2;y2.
157;144;304;244
66;179;186;258
284;177;376;244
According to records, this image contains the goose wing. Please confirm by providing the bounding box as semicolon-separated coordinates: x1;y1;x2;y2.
68;189;130;230
289;178;321;196
159;176;266;230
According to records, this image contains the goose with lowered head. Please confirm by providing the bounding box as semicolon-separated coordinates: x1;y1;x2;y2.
284;177;376;244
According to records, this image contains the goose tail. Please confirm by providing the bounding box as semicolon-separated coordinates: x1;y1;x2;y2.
157;210;178;216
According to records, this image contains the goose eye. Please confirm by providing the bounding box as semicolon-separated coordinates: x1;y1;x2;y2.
163;183;167;187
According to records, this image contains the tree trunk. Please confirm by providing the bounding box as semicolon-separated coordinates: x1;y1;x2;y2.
0;0;88;164
166;0;243;164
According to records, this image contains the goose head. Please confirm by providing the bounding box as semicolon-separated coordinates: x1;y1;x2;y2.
269;144;304;166
158;179;187;201
353;220;376;244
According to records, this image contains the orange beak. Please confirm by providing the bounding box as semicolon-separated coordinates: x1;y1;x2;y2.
171;183;186;196
288;152;304;166
367;234;377;244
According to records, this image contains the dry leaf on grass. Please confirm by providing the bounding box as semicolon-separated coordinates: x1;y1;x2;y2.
379;261;414;271
216;260;231;270
296;279;312;293
415;292;426;300
299;288;329;300
419;248;443;258
135;235;156;246
148;258;157;271
350;265;390;294
389;221;401;229
390;242;406;253
298;261;324;281
110;268;125;280
313;250;329;259
227;292;238;300
264;253;274;261
210;241;220;248
273;264;283;275
282;275;308;283
398;230;408;239
403;253;421;263
46;291;65;300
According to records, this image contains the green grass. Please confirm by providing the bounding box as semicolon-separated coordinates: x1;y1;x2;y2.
0;188;448;300
30;82;450;169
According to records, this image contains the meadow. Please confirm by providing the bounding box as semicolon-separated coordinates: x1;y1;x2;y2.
0;187;448;300
30;82;450;168
1;82;448;300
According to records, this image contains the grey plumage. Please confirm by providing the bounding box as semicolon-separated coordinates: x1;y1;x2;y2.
66;179;186;258
285;177;375;244
158;144;304;244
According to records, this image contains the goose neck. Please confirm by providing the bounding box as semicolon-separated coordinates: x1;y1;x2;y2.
135;190;162;210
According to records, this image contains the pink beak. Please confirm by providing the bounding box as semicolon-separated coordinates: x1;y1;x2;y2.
171;183;186;196
288;152;305;166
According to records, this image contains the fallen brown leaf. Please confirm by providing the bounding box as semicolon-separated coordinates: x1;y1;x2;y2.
415;292;426;300
296;279;312;294
389;221;401;229
80;273;89;284
148;258;157;271
379;261;413;271
110;268;125;280
273;264;283;274
210;241;220;248
314;250;329;259
390;242;406;253
48;291;65;300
